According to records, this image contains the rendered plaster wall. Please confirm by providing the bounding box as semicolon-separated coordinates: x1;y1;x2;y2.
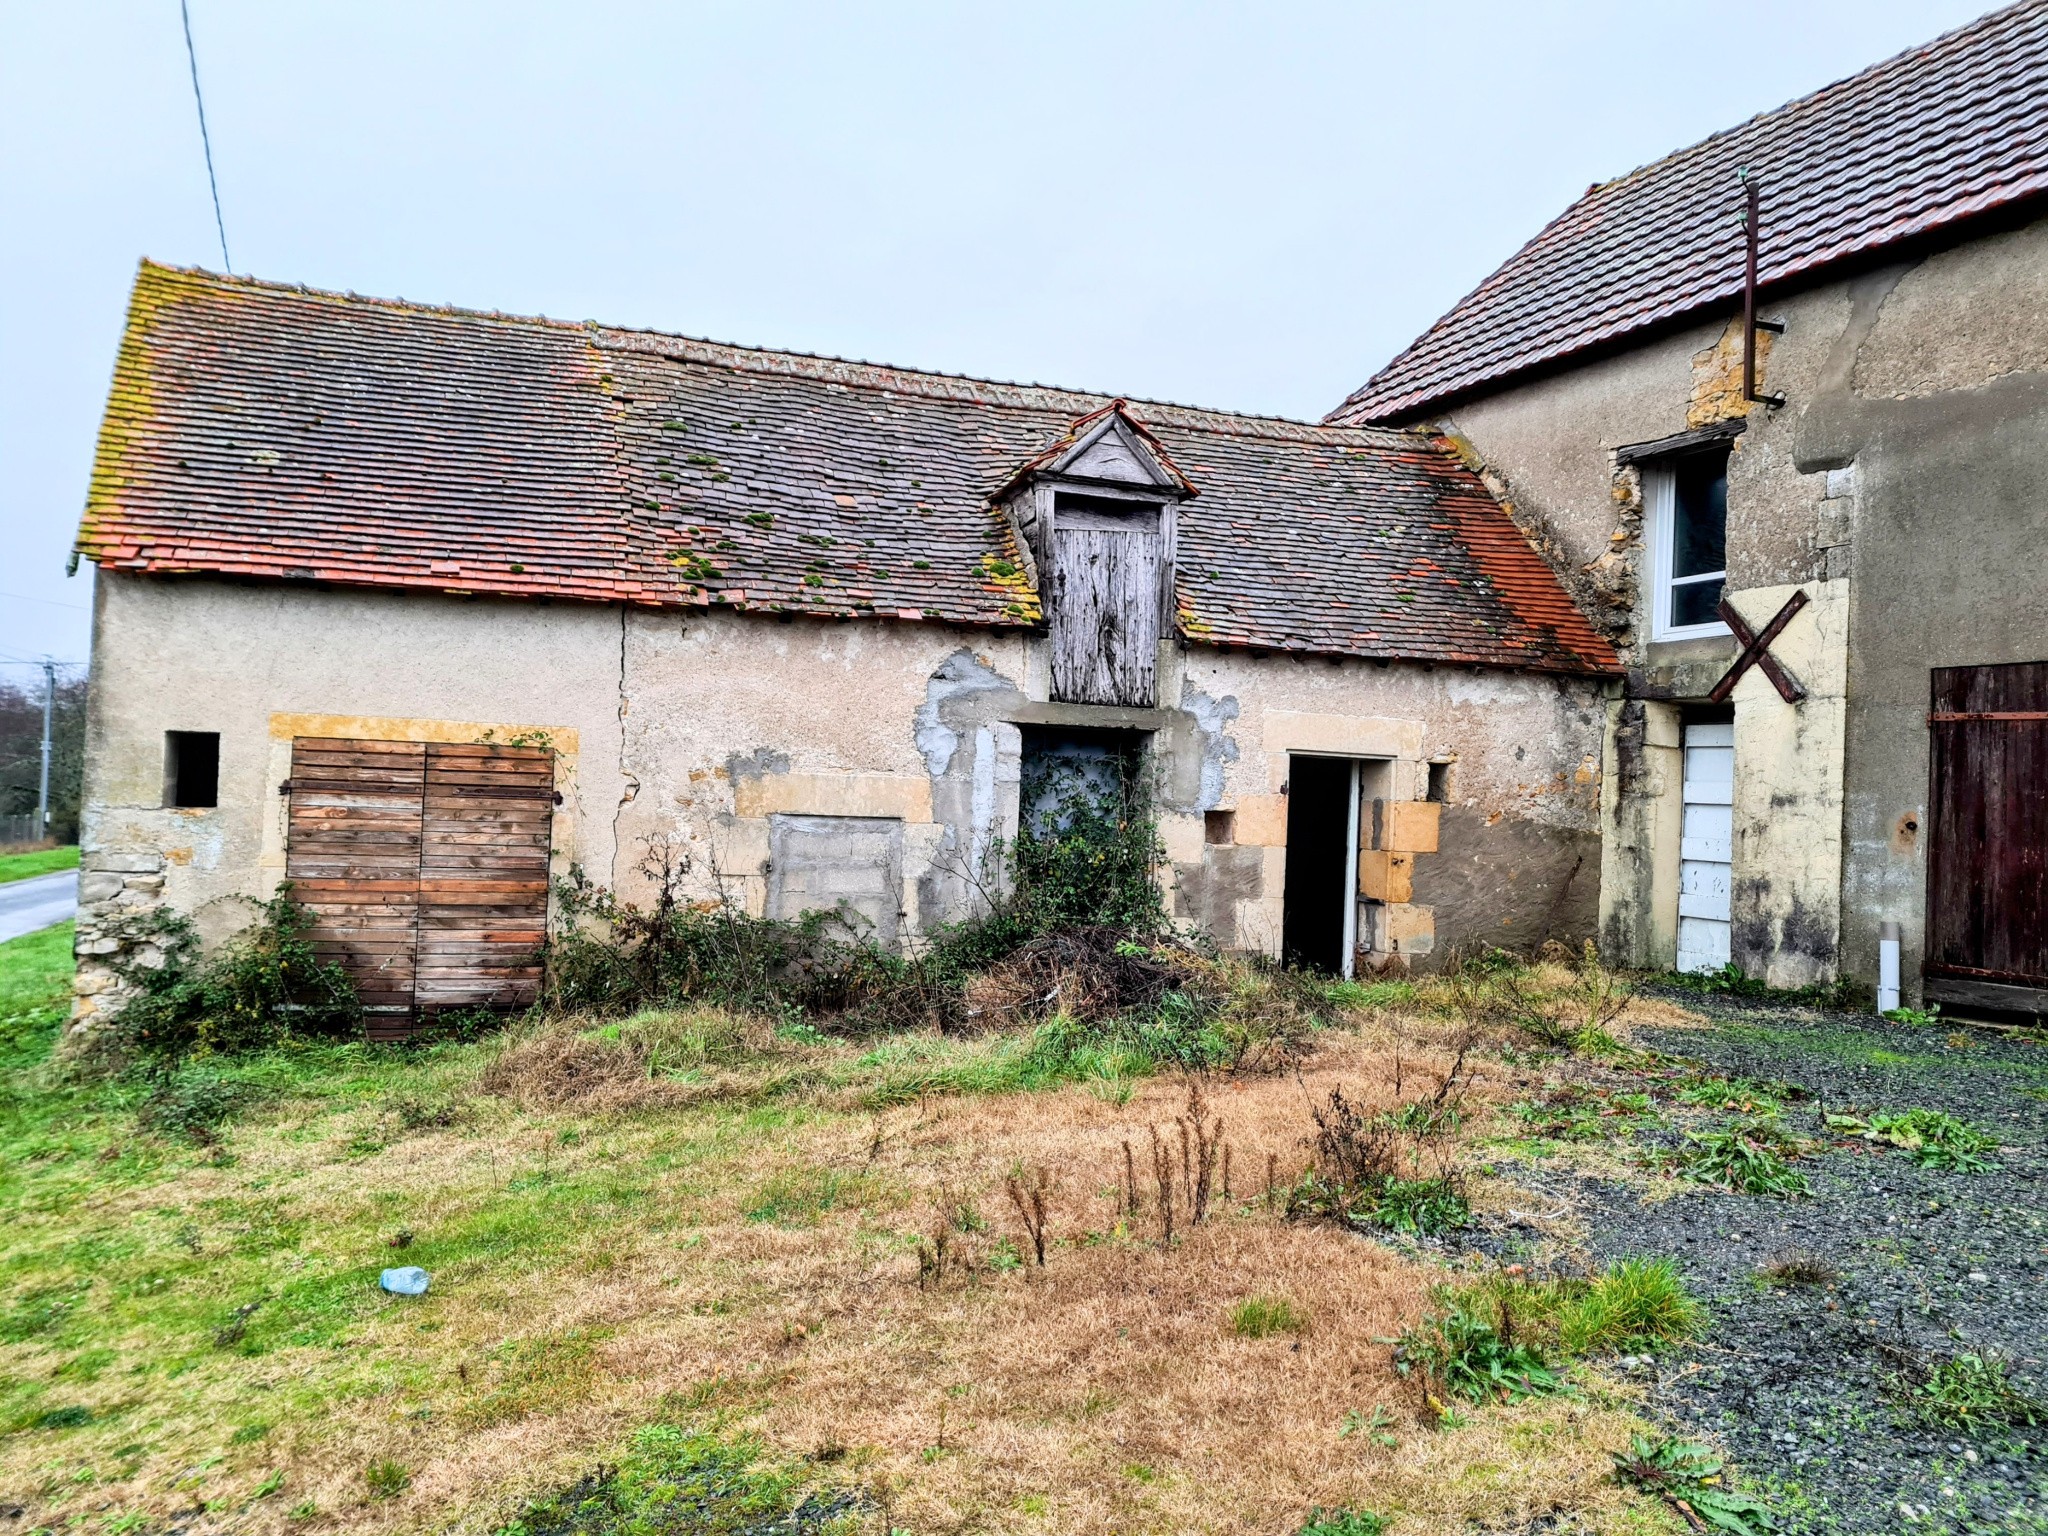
611;608;1033;938
73;573;623;1029
1421;211;2048;994
1169;648;1606;966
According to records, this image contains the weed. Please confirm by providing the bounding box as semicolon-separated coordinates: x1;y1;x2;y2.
744;1167;865;1226
1231;1295;1307;1339
99;888;359;1061
1882;1348;2046;1435
1612;1433;1775;1534
1668;1119;1809;1197
1758;1249;1837;1287
1882;1004;1942;1027
1510;1084;1660;1141
1653;962;1860;1012
1299;1510;1389;1536
1824;1107;1998;1171
494;1422;852;1535
135;1067;252;1145
1559;1258;1696;1354
1675;1075;1793;1114
1289;1084;1471;1236
390;1092;463;1131
1390;1097;1462;1136
1394;1302;1566;1407
1338;1405;1399;1447
364;1459;411;1499
31;1405;94;1430
1564;939;1634;1040
1004;1165;1052;1266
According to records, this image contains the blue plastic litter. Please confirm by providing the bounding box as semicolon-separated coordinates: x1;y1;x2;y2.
379;1265;430;1296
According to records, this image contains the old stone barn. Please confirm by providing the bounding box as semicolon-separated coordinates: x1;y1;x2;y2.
69;264;1614;1033
68;3;2048;1032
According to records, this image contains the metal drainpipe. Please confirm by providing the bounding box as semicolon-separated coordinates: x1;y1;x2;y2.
1877;920;1902;1014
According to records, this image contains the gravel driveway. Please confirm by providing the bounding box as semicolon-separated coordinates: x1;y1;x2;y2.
1524;999;2048;1535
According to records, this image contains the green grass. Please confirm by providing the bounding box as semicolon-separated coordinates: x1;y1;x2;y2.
1230;1294;1307;1339
1560;1259;1696;1354
0;845;77;885
1;919;74;1071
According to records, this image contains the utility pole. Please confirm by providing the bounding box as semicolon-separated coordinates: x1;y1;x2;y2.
37;658;54;837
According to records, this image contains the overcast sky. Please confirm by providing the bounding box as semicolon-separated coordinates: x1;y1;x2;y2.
0;0;1994;675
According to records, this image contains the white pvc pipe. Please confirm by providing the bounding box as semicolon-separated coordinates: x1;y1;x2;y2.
1877;919;1901;1013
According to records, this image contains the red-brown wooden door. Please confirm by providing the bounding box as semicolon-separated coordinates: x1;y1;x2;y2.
1926;663;2048;1007
287;737;553;1036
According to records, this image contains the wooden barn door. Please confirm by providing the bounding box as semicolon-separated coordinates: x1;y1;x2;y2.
286;738;428;1025
415;743;555;1018
286;737;553;1037
1927;662;2048;1010
1048;504;1162;708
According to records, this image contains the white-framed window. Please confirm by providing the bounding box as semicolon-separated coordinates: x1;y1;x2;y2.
1645;447;1731;640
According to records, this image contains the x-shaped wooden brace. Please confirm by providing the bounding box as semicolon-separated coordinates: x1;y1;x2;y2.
1708;590;1808;704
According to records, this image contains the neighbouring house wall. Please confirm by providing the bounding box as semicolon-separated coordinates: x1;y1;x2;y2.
75;573;1611;1027
1426;212;2048;995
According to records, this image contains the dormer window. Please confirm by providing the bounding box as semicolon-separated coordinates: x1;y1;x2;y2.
1646;446;1730;640
1002;404;1192;710
1048;490;1166;707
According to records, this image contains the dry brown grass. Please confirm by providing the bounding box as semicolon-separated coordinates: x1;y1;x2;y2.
2;997;1688;1536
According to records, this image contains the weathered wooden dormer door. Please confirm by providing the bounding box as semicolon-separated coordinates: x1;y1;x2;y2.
1048;495;1162;707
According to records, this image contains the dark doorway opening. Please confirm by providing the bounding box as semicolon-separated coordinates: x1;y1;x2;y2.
1017;726;1148;828
1282;755;1355;973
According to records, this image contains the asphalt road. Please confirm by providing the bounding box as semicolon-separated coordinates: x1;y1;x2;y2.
0;870;79;943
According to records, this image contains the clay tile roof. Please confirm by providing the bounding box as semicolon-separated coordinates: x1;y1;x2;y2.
78;262;1618;677
1330;1;2048;426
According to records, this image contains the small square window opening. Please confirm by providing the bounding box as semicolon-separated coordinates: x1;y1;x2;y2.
1426;761;1453;803
1647;447;1730;639
1204;809;1236;845
165;731;220;808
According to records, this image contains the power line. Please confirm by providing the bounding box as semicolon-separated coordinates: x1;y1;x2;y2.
0;589;91;612
180;0;232;271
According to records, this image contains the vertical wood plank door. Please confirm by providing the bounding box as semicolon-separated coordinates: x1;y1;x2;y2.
1048;527;1161;707
286;737;554;1038
415;742;555;1019
1928;662;2048;988
285;738;427;1023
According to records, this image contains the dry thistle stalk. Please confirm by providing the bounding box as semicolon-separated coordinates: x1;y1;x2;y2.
1005;1165;1053;1266
1222;1143;1233;1202
1149;1124;1176;1246
915;1213;951;1289
1121;1139;1140;1222
1177;1080;1224;1224
1266;1151;1278;1210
